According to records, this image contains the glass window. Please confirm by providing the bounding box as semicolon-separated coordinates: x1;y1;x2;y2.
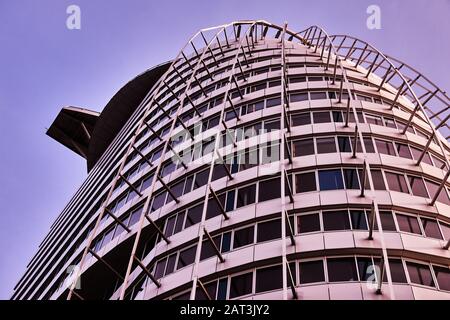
350;210;368;230
318;169;344;190
433;266;450;291
316;137;336;154
420;218;442;239
233;226;254;249
440;222;450;240
296;172;317;193
236;184;256;208
229;272;253;298
185;203;203;228
221;232;231;253
375;139;396;156
290;76;306;83
291;113;311;126
259;177;281;202
140;175;153;192
408;176;428;197
310;92;327;100
384;118;397;128
200;236;221;260
371;170;386;190
357;257;374;281
425;180;450;205
290;92;308;102
297;213;321;233
225;190;235;212
396;143;413;159
396;214;421;235
385;172;409;193
343;169;360;189
195;281;217;300
266;96;281;108
299;260;325;284
154;258;167;279
332;111;343;122
406;262;435;287
257;219;281;242
375;211;397;231
313;112;331;123
177;245;197;269
255;265;283;293
293;138;314;157
206;193;226;219
365;114;383;126
128;207;143;226
338;136;351;152
217;278;228;300
193;169;209;189
327;258;358;282
387;259;407;283
164;215;177;237
323;210;351;231
363;137;375;153
411;146;433;166
265;119;280;132
174;211;185;234
165;254;176;276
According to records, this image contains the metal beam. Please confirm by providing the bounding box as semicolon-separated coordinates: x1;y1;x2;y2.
144;122;163;141
429;169;450;206
352;125;358;158
197;279;213;300
118;174;143;197
132;146;153;168
368;200;376;240
360;160;367;197
88;248;124;281
133;255;161;288
216;150;233;179
203;228;225;263
209;187;229;220
105;208;131;233
145;214;170;244
376;256;385;294
156;175;181;204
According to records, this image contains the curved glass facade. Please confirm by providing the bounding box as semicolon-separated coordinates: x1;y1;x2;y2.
12;21;450;300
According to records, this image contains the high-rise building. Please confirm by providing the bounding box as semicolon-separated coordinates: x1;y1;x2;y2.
12;21;450;300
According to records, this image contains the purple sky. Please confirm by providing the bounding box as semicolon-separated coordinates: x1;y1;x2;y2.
0;0;448;299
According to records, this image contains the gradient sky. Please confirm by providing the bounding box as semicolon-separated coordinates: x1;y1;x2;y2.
0;0;448;299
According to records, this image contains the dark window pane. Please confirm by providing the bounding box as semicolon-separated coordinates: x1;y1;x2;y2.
265;120;280;132
290;92;308;102
195;281;217;300
388;259;407;283
313;112;331;123
333;111;343;122
128;207;143;226
396;214;421;235
174;212;185;234
217;278;228;300
256;265;283;293
375;211;397;231
357;257;374;281
177;245;197;269
440;223;450;240
185;203;203;228
233;226;254;249
165;254;177;276
200;236;222;260
225;190;235;212
396;143;413;159
343;169;360;189
154;258;167;279
425;180;450;205
364;137;375;153
408;176;428;197
319;169;344;190
323;210;351;231
411;146;433;165
406;262;435;287
310;92;327;100
221;232;231;253
236;184;256;208
299;260;325;284
290;76;306;83
193;169;209;189
296;172;317;193
293;139;314;157
266;96;281;108
350;210;368;230
259;177;281;201
327;258;358;282
420;218;442;239
375;139;396;156
257;219;282;242
338;136;351;152
292;113;311;126
206;193;226;219
371;170;386;190
433;266;450;291
385;172;409;193
297;213;321;233
229;272;253;298
316;137;336;154
164;215;176;237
